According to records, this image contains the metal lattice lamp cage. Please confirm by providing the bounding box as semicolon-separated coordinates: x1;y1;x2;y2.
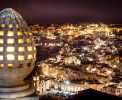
0;8;36;98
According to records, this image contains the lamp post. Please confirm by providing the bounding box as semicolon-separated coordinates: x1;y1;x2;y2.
0;8;36;98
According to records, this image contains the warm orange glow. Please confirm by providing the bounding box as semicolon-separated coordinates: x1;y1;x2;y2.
27;39;31;43
18;47;24;52
27;46;33;51
17;31;23;35
0;31;4;36
1;24;5;28
7;54;15;60
8;64;13;68
7;31;14;36
7;39;14;44
8;24;13;28
18;55;24;61
27;55;33;59
7;47;15;52
0;55;3;60
28;32;32;35
0;47;3;52
0;39;3;44
0;64;4;68
18;39;24;43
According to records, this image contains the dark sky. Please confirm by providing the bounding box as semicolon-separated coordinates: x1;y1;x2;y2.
0;0;122;24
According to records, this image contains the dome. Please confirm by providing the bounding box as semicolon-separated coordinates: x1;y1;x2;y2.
0;8;36;86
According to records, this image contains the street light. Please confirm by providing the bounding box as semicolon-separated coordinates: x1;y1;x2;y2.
0;8;36;99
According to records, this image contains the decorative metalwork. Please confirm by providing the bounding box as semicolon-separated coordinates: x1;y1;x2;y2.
0;8;36;69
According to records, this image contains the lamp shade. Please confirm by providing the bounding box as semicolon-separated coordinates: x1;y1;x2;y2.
0;8;36;87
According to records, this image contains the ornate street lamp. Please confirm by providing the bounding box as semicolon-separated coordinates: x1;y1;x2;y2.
0;8;36;98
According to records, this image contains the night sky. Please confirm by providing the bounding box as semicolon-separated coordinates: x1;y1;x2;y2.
0;0;122;24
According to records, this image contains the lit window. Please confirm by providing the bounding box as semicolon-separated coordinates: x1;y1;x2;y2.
8;24;13;28
8;64;13;68
0;55;3;60
7;54;15;60
27;55;33;59
18;55;24;61
7;31;14;36
18;39;24;43
0;39;3;44
7;47;15;52
0;64;4;68
18;47;24;52
17;31;23;35
27;46;32;51
27;39;31;43
0;31;4;36
7;39;14;44
1;24;5;28
0;47;3;52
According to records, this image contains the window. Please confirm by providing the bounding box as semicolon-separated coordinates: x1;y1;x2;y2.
27;55;33;59
27;39;31;43
28;32;32;35
0;47;3;52
0;39;3;44
8;24;13;28
0;31;4;36
7;39;14;44
27;46;32;51
0;55;3;60
18;47;24;52
7;31;14;36
7;54;15;60
7;47;15;52
18;39;24;43
17;31;23;35
0;64;4;68
8;64;13;68
1;24;5;28
18;55;24;61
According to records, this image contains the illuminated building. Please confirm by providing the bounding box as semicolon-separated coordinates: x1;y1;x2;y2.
0;8;36;98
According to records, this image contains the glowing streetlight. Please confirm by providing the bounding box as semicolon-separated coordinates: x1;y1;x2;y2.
0;8;36;99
